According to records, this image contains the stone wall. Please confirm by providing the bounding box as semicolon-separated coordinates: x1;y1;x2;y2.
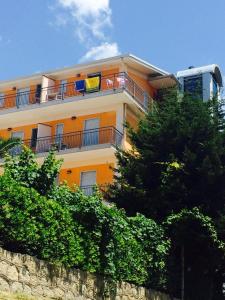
0;247;177;300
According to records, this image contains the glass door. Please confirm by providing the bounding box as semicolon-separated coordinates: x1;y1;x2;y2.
16;87;30;107
80;171;96;195
10;131;24;155
30;128;38;148
83;118;99;146
55;124;64;150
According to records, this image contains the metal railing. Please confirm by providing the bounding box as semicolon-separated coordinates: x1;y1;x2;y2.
80;185;95;196
0;73;152;111
0;90;40;110
80;184;108;196
9;126;123;156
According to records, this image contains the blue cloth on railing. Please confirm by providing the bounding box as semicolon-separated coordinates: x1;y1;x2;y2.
75;80;85;92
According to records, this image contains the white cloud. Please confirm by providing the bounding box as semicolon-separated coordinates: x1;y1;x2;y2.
57;0;112;42
53;0;121;61
79;42;120;62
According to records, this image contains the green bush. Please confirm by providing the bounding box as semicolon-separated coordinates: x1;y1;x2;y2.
48;184;170;288
0;175;84;267
0;149;170;290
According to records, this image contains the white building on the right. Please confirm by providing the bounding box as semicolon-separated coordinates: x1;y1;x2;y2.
177;65;223;101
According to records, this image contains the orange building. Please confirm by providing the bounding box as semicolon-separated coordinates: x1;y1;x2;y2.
0;54;177;194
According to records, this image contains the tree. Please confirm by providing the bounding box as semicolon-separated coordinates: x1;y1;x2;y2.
108;92;225;219
164;208;225;300
107;91;225;299
4;147;62;195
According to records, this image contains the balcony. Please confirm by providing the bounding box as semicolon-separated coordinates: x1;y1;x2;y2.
0;72;152;114
11;126;123;157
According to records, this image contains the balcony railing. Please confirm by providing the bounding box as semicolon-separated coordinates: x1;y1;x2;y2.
0;73;152;112
80;185;95;196
9;126;123;156
80;184;107;196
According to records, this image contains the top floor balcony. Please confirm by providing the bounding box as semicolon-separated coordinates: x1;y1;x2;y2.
0;72;152;114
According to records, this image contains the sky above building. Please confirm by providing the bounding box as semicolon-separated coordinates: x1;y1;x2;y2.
0;0;225;84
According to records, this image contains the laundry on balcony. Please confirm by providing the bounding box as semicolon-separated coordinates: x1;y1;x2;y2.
116;76;127;88
75;80;85;93
106;78;114;87
85;77;100;93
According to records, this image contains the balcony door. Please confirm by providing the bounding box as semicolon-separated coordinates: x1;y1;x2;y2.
16;87;30;107
36;123;52;153
83;118;99;146
55;124;64;149
30;128;38;148
10;131;24;155
80;171;96;195
0;93;4;108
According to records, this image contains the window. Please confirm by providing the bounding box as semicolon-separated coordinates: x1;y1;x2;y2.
0;93;4;107
60;80;67;94
55;123;64;149
30;128;38;148
35;84;42;102
212;76;218;98
184;75;203;99
16;87;30;106
10;131;24;155
83;118;99;146
11;131;24;140
80;171;96;196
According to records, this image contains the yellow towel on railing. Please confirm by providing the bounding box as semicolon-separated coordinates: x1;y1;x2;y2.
85;77;100;92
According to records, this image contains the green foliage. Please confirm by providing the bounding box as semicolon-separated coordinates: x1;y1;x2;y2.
129;214;170;288
0;150;169;291
107;91;225;299
4;147;62;195
49;183;170;289
0;175;84;267
0;137;21;156
164;208;225;299
108;92;225;221
165;208;225;250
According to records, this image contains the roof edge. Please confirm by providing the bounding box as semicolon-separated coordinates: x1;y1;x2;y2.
177;64;223;87
0;54;171;87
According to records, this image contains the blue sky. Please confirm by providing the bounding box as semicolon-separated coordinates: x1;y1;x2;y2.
0;0;225;82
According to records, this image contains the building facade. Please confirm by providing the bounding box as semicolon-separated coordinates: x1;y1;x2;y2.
177;64;223;101
0;54;177;194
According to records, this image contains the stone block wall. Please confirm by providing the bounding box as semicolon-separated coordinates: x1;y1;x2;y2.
0;247;177;300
